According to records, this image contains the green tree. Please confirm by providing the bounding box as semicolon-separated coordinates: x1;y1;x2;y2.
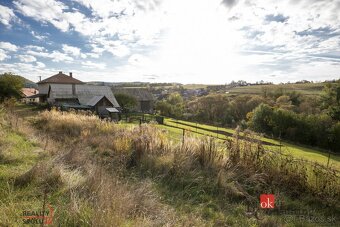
320;81;340;120
330;122;340;151
155;100;172;116
0;72;24;102
155;92;184;118
249;104;274;134
187;94;231;124
275;95;294;110
115;93;137;113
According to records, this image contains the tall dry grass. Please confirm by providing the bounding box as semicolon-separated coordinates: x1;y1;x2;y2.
33;109;340;204
13;108;338;225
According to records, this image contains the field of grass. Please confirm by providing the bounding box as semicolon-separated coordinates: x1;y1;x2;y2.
161;117;340;170
1;104;339;226
226;83;326;96
11;104;340;170
0;117;48;225
182;84;208;89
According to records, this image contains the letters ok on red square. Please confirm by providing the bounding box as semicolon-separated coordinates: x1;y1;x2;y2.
260;194;275;209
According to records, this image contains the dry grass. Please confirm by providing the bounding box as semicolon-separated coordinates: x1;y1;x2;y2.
2;107;339;226
34;109;340;204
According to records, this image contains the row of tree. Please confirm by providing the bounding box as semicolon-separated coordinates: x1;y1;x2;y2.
249;104;340;151
155;80;340;152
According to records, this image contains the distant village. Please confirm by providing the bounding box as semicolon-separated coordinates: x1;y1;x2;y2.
21;71;336;119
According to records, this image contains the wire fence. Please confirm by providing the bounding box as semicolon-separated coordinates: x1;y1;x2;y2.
162;121;340;175
119;113;340;175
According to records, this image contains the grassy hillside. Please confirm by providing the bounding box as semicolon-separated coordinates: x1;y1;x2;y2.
0;105;339;226
160;118;340;170
226;83;326;96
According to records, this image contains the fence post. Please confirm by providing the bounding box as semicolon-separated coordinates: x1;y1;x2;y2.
279;131;282;153
327;150;331;168
182;128;185;146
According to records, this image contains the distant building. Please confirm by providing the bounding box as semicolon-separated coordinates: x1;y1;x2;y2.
30;71;120;118
21;88;39;103
48;84;120;117
33;71;84;102
112;88;154;113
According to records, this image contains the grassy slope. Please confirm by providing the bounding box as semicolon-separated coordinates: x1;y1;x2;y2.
0;127;43;225
227;83;325;96
182;84;208;89
1;104;339;226
161;117;340;170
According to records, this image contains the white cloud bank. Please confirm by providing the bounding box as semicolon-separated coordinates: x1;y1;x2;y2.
2;0;340;83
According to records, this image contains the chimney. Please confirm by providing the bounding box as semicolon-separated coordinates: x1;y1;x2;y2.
69;72;73;78
59;71;62;74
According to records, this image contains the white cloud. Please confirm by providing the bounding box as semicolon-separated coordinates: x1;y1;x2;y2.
18;55;37;62
106;43;130;58
82;61;106;69
27;50;74;62
24;45;45;51
92;38;130;57
128;54;152;66
86;52;100;58
0;4;17;26
0;42;18;51
0;49;9;61
14;0;165;44
74;0;134;18
31;31;47;40
14;0;71;31
62;44;81;57
0;62;56;82
2;0;339;83
36;61;45;68
50;51;74;62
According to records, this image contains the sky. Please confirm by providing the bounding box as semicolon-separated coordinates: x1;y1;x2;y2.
0;0;339;84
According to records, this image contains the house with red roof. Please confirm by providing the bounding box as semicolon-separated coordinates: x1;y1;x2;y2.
21;88;39;103
29;71;120;118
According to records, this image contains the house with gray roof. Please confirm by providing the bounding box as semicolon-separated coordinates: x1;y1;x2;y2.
47;84;120;117
32;71;120;117
112;88;154;113
30;71;84;102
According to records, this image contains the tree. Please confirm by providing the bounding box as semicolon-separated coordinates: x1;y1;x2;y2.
0;72;24;102
186;94;231;124
330;122;340;152
155;92;184;118
320;81;340;120
275;95;294;110
248;104;274;133
155;100;172;116
114;93;137;113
